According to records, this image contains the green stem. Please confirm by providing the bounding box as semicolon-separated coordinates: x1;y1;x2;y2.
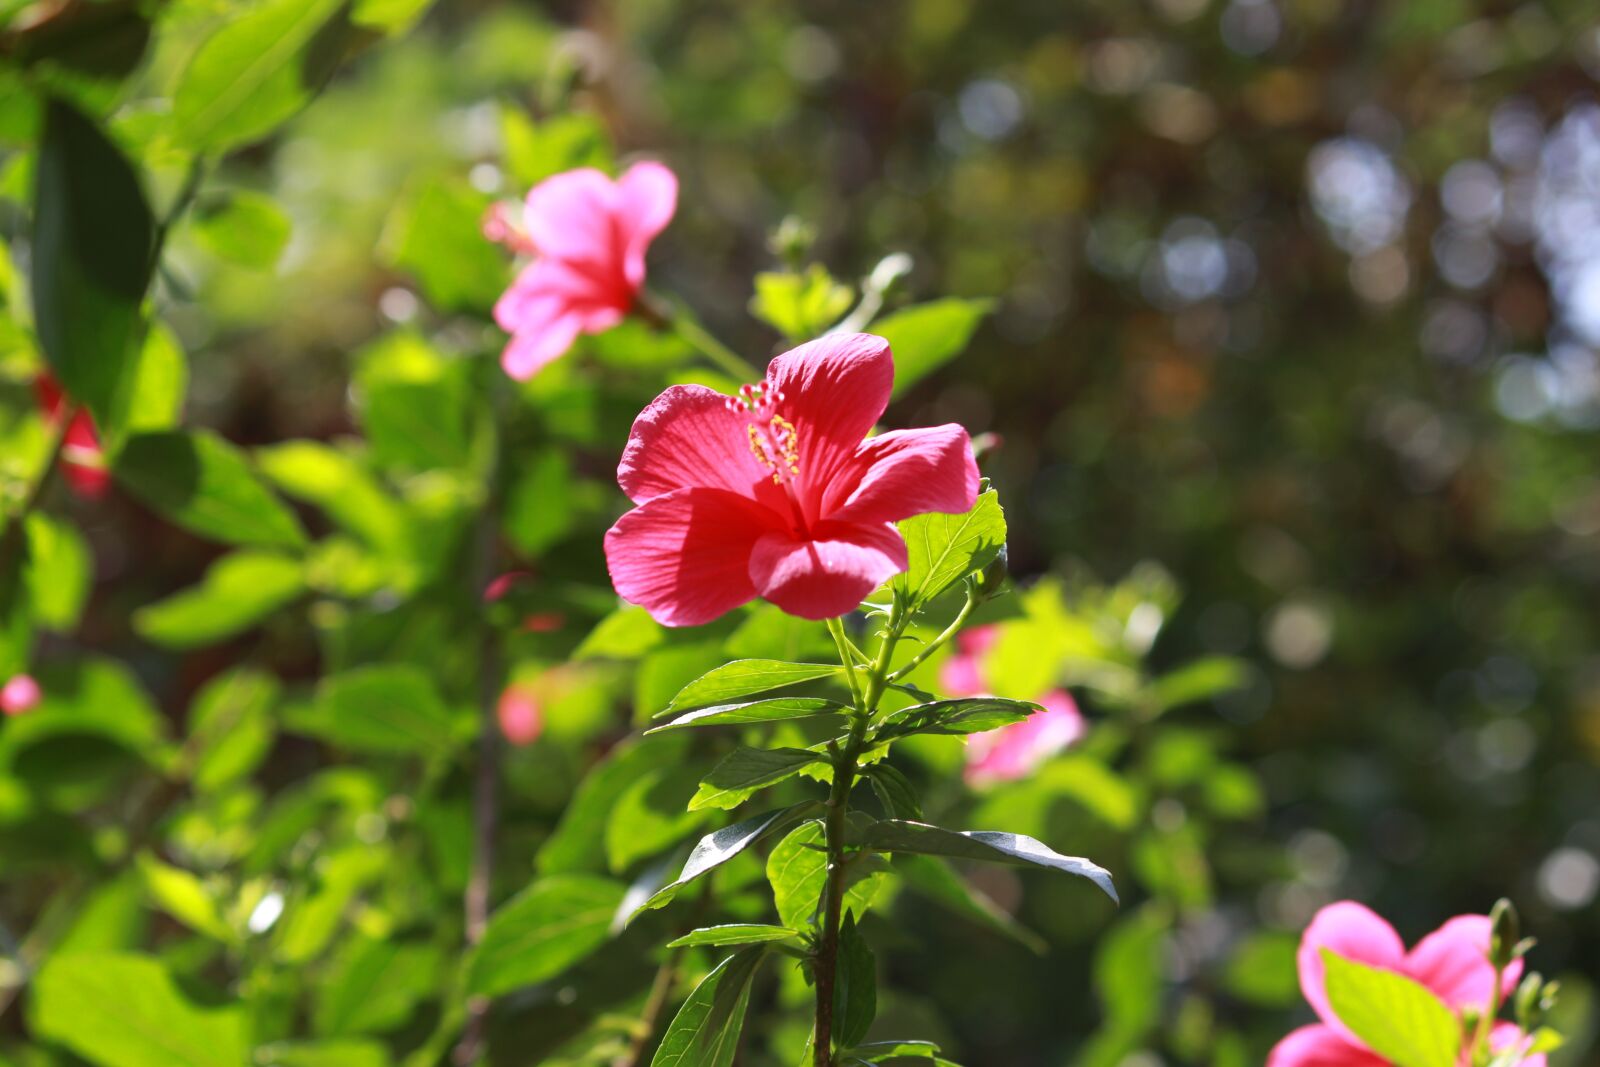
813;603;904;1067
886;582;976;684
1472;962;1508;1065
637;291;762;380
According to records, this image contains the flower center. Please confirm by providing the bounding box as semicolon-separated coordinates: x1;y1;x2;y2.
727;381;800;484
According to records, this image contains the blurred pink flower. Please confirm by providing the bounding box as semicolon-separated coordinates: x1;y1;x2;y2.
1;675;41;716
938;624;1001;697
35;374;108;498
604;333;978;624
496;684;542;746
963;689;1085;786
487;162;677;380
1269;901;1542;1067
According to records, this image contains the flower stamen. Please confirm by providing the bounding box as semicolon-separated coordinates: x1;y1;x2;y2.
728;381;799;484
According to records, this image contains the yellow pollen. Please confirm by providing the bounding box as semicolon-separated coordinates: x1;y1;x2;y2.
747;414;801;484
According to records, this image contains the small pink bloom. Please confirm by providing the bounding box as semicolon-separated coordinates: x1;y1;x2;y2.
963;689;1085;786
488;162;677;380
483;570;532;602
496;684;543;746
1270;902;1540;1067
35;374;108;499
603;333;979;625
938;624;1002;696
1;674;42;716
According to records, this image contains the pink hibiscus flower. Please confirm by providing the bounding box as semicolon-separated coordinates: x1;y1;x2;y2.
35;373;108;498
1;674;41;716
603;333;978;625
1269;901;1544;1067
938;624;1002;697
964;689;1085;786
487;161;677;380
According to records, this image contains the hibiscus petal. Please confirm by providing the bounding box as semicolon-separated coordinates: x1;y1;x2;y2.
1298;902;1407;1043
829;424;979;524
1406;915;1522;1010
618;385;772;504
502;314;582;380
604;487;780;626
1267;1025;1385;1067
767;333;894;510
748;520;907;621
1490;1022;1546;1067
522;168;620;268
617;161;677;289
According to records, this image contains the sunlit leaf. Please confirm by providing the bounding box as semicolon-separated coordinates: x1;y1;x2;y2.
650;946;767;1067
115;430;307;549
665;924;800;949
649;697;849;733
662;660;842;715
856;820;1117;902
892;490;1005;610
877;298;993;400
467;875;625;996
872;697;1037;742
638;803;818;914
688;746;821;811
1323;951;1460;1067
134;551;304;649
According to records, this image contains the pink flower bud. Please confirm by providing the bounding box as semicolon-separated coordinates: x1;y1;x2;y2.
496;684;542;746
1;674;42;716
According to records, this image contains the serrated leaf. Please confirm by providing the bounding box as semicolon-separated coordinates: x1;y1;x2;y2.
1322;951;1461;1067
689;747;821;811
171;0;345;151
891;490;1004;609
878;298;993;400
134;551;303;649
666;924;800;949
866;764;922;820
639;804;817;914
834;914;877;1050
663;660;841;715
114;430;307;549
649;697;849;734
30;98;153;438
873;697;1038;742
467;875;625;996
650;947;766;1067
30;952;250;1067
290;665;456;754
856;820;1117;903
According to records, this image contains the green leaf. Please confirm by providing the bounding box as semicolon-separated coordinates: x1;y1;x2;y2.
0;543;30;678
314;935;443;1036
381;176;505;313
191;190;291;270
834;914;877;1051
274;846;390;964
23;512;90;632
1148;656;1250;713
30;97;152;436
850;1041;944;1063
134;551;304;649
857;820;1117;903
257;1040;391;1067
638;804;817;914
1093;906;1167;1036
650;946;767;1067
766;820;886;931
171;0;345;151
1322;950;1461;1067
663;660;841;715
865;764;923;821
500;108;613;188
876;298;993;400
539;735;690;874
666;924;800;949
290;665;457;754
185;668;278;792
136;853;231;941
350;0;433;33
574;604;666;660
353;332;474;471
605;763;709;872
125;322;188;436
891;489;1005;610
114;430;307;549
689;747;821;812
873;697;1038;742
892;854;1045;954
750;266;853;341
467;875;625;996
1223;931;1300;1007
256;440;409;557
649;697;849;734
30;952;250;1067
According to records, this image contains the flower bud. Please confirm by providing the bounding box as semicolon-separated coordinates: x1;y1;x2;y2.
768;216;816;268
1514;972;1544;1029
1;674;41;716
1489;898;1519;969
973;544;1010;601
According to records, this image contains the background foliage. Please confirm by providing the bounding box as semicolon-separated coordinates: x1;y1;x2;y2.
1;0;1599;1064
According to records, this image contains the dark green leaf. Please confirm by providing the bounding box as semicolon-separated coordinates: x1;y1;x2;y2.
650;946;767;1067
171;0;346;151
114;430;307;549
638;804;817;914
689;747;821;811
663;660;841;715
857;820;1117;903
834;914;877;1051
891;490;1005;610
873;697;1038;742
865;764;923;821
30;952;250;1067
467;875;625;996
1323;950;1460;1067
134;551;303;649
30;97;152;436
877;298;993;400
648;697;849;734
666;924;800;949
314;935;443;1036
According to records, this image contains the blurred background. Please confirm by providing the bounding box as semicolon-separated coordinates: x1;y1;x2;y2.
4;0;1600;1064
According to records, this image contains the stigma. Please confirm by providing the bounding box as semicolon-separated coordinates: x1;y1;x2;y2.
727;381;800;484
